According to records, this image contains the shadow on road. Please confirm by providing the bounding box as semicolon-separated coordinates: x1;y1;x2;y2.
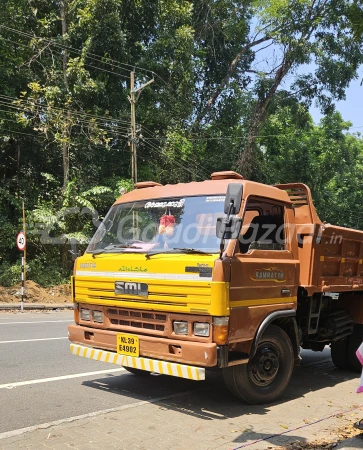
82;348;358;425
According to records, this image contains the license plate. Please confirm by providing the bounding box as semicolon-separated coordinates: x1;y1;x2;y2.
116;333;139;357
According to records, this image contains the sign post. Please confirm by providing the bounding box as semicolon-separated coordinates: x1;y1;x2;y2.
16;231;26;311
22;201;26;282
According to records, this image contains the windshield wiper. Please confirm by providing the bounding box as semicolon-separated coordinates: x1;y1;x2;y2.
173;248;212;254
145;248;212;259
90;243;142;258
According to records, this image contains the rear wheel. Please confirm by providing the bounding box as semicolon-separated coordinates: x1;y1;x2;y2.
222;325;294;404
331;325;363;372
331;338;349;370
347;325;363;372
123;367;150;376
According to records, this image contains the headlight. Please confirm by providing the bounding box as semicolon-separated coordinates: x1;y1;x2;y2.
80;308;90;321
173;321;189;335
194;322;210;337
92;310;103;323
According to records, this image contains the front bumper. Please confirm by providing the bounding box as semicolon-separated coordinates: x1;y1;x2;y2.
68;323;217;371
70;343;205;380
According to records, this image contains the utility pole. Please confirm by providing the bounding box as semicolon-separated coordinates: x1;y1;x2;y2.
128;71;154;186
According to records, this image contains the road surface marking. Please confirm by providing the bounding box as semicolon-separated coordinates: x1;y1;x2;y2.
0;389;200;440
0;368;126;389
0;320;73;325
0;337;68;344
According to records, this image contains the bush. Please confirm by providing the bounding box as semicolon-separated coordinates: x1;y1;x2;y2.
0;259;70;288
0;262;22;287
27;259;70;287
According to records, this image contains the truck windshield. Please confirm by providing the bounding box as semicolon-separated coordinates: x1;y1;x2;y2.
86;195;225;254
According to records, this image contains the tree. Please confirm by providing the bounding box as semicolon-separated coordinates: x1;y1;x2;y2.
1;0;363;286
190;0;363;178
258;100;363;229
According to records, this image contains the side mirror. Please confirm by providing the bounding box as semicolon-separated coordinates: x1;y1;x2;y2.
216;217;242;239
224;183;243;215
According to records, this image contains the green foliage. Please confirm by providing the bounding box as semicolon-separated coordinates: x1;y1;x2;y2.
259;99;363;229
27;259;70;287
0;262;22;287
1;0;363;287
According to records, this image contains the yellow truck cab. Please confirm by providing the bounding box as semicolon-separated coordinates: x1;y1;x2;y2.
69;171;363;404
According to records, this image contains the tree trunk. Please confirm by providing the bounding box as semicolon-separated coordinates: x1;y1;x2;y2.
194;36;272;126
60;0;70;192
16;141;20;198
60;0;69;90
62;141;70;191
236;56;293;178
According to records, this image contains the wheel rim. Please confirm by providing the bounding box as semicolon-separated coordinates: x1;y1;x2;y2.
248;343;280;386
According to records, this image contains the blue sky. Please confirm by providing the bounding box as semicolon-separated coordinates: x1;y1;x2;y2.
309;76;363;131
249;16;363;133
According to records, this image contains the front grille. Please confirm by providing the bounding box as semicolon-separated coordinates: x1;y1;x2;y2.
74;277;212;313
107;307;167;333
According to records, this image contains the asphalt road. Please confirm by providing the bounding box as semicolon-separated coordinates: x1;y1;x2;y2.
0;310;359;441
0;310;211;434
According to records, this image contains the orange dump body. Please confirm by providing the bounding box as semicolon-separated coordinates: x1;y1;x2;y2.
277;183;363;295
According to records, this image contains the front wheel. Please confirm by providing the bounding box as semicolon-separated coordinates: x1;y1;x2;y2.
223;325;294;404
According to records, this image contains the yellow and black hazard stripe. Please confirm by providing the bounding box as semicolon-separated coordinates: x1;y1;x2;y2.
70;344;205;381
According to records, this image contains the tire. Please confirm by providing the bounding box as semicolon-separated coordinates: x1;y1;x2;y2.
331;325;363;372
123;366;150;376
222;325;294;404
331;338;349;370
347;325;363;372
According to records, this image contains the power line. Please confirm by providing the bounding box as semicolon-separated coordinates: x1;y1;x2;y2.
0;107;131;142
1;33;126;81
142;139;207;180
0;97;214;175
0;25;195;116
0;25;220;140
0;128;44;139
2;27;362;146
140;127;211;178
0;107;130;136
1;99;362;143
1;101;362;149
0;96;132;130
0;25;153;78
4;24;359;143
0;123;129;148
141;126;363;141
145;145;202;180
0;100;211;178
0;94;131;121
140;127;211;176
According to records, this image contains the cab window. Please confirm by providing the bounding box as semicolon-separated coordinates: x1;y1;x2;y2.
239;200;285;253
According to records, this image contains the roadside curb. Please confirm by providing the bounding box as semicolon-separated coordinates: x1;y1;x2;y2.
0;303;73;311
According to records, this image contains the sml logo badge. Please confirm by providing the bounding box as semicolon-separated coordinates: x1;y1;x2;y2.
250;267;286;283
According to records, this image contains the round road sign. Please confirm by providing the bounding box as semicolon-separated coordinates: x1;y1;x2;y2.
16;231;26;251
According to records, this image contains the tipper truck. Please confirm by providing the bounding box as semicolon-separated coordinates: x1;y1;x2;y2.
68;171;363;404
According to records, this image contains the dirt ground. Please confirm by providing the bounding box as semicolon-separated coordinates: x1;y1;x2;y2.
277;421;361;449
0;280;71;303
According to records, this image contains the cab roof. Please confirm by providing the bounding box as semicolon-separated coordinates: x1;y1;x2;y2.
114;175;291;206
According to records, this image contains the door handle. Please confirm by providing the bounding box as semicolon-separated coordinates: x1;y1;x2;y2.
281;289;291;296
